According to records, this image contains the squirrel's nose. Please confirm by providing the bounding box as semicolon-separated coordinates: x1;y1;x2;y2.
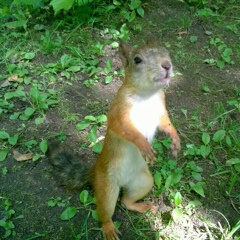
161;62;171;70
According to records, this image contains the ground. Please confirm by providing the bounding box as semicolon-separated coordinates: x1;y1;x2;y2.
0;0;240;240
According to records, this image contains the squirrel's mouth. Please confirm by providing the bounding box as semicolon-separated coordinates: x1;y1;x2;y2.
153;70;172;86
160;77;170;86
153;75;171;86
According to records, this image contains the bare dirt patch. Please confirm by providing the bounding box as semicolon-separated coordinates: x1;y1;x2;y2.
1;0;239;239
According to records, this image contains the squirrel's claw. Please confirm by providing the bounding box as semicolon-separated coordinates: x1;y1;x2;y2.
171;137;181;158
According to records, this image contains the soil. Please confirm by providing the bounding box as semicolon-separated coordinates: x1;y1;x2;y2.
0;0;239;239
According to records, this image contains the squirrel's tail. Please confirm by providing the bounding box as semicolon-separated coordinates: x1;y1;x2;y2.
47;140;91;190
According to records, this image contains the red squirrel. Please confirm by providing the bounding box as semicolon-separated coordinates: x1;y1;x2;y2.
48;41;180;240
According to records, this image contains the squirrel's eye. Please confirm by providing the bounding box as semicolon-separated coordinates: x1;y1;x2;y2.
134;57;142;64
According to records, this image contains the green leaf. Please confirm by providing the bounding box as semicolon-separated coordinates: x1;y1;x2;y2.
225;136;232;147
187;200;202;209
234;164;240;172
161;138;172;149
0;219;6;227
35;117;44;125
174;192;182;207
80;190;89;204
129;10;136;22
106;60;112;69
172;208;183;222
60;207;77;220
97;115;107;123
62;71;70;79
203;58;216;65
222;48;232;57
91;209;101;222
129;0;141;10
165;175;173;189
202;132;210;145
79;190;93;205
19;114;30;121
50;0;75;14
24;52;35;60
226;158;240;166
13;0;41;6
60;54;70;68
48;200;56;207
190;182;205;197
88;126;97;143
46;99;59;106
39;93;48;102
40;140;48;154
154;171;162;189
4;89;25;100
217;60;225;69
165;172;182;189
172;172;182;185
8;134;18;146
66;66;81;72
192;172;202;181
0;149;9;161
48;89;57;95
137;7;144;18
4;20;28;30
190;36;197;43
39;102;48;110
32;154;42;162
105;75;113;84
0;131;9;140
113;0;121;6
111;42;119;48
30;87;40;100
200;145;210;158
181;109;188;117
85;116;96;121
93;143;103;154
213;130;226;142
76;120;90;130
202;86;210;93
10;112;20;120
25;140;38;148
2;166;8;175
24;107;35;116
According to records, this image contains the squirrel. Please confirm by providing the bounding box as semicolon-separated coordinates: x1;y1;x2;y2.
47;40;181;240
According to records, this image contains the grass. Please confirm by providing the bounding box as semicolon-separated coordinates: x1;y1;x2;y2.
0;0;240;239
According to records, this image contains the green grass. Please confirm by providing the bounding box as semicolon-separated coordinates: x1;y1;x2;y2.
0;0;240;239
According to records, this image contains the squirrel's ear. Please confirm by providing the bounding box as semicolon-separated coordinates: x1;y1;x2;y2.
119;40;132;68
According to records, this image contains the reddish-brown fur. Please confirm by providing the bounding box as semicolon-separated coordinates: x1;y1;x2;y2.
90;41;181;239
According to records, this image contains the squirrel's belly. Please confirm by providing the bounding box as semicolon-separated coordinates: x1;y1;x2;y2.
130;92;165;143
116;142;147;186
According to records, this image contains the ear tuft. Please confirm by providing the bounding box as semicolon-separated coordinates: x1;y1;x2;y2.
119;40;132;68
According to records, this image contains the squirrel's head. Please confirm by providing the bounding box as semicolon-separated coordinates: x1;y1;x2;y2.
119;40;173;94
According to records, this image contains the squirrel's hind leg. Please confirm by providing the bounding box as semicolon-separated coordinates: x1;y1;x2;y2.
94;173;120;240
121;167;158;214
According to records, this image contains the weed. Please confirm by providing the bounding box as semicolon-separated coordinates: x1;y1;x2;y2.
40;30;63;54
48;197;70;208
5;86;59;122
204;37;235;69
0;130;19;161
120;0;144;22
153;138;206;199
0;199;16;238
76;115;107;153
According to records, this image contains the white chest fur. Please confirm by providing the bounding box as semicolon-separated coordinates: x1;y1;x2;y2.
130;91;166;143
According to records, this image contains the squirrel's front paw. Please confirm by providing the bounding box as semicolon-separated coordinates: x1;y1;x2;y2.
136;138;157;165
171;136;181;158
142;145;157;165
